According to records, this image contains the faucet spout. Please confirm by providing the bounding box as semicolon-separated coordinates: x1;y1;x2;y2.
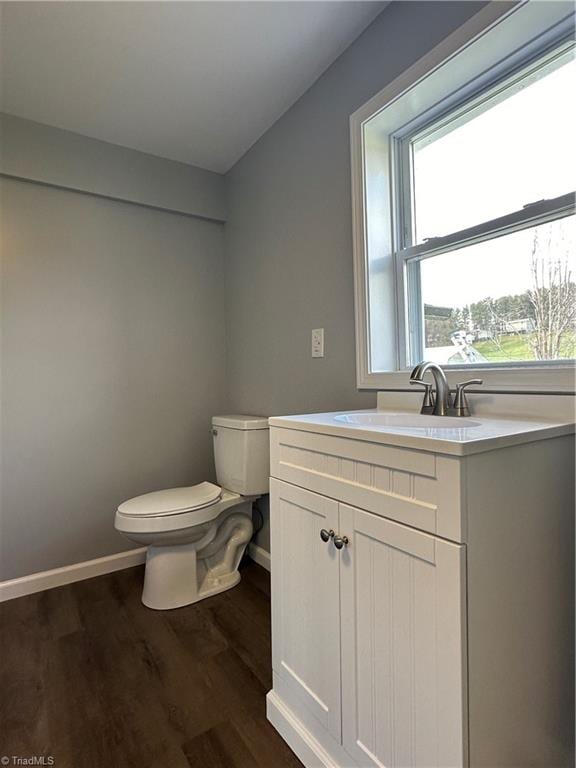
410;361;452;416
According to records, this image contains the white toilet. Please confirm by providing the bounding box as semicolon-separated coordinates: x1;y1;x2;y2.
114;415;269;610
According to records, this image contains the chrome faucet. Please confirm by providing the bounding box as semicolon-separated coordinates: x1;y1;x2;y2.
410;361;483;417
410;361;452;416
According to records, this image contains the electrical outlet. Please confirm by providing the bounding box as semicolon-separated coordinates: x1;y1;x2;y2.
312;328;324;358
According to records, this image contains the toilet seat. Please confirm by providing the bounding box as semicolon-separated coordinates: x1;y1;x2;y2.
115;486;247;535
118;482;222;518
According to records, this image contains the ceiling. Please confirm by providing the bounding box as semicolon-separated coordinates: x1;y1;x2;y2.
0;1;386;173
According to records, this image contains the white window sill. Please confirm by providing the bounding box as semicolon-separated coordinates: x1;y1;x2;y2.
360;364;576;394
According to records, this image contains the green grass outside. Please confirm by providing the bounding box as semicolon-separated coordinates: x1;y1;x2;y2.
474;331;576;362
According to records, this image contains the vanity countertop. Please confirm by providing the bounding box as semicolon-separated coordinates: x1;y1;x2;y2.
268;409;575;456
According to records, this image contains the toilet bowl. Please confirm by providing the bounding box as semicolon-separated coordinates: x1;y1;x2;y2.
114;415;269;610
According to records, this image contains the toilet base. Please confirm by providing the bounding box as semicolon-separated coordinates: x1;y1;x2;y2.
142;549;242;609
141;509;253;610
198;570;241;601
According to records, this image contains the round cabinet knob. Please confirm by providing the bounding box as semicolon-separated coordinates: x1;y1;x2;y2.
333;535;349;550
320;528;335;543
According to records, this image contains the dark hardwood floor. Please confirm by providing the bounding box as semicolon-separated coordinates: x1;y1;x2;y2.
0;560;303;768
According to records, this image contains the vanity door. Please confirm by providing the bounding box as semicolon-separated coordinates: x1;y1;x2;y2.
339;503;468;768
270;479;342;740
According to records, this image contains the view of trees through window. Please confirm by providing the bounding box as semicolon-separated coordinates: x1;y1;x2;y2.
421;217;575;365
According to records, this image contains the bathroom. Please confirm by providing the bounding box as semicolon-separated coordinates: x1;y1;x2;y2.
0;1;574;766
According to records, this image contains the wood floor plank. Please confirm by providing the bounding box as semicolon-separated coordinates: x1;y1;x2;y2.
37;582;83;640
0;592;53;758
233;713;305;768
46;628;117;768
241;559;271;599
72;574;191;768
207;567;273;690
114;584;233;742
161;600;229;662
183;720;258;768
202;646;268;718
1;561;302;768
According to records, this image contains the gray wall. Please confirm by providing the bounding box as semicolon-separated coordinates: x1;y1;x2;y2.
1;113;226;222
0;2;488;576
224;1;485;417
224;1;485;549
0;176;226;581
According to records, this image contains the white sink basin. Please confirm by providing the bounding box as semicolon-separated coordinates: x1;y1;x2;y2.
334;412;481;429
269;410;574;456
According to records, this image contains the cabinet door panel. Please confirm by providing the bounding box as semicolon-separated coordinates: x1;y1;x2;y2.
340;504;467;768
270;479;341;739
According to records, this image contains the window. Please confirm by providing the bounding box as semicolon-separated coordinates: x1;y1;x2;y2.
351;2;576;391
403;45;575;367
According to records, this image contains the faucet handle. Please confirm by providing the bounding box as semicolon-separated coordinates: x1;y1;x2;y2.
409;379;435;414
455;378;483;390
453;379;483;417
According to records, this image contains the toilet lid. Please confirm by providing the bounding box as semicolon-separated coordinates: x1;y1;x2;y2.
117;482;222;517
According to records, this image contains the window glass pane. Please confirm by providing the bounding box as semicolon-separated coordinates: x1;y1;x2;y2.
412;54;576;243
417;215;576;365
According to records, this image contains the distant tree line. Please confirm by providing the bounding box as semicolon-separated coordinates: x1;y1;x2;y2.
425;280;575;356
424;225;575;360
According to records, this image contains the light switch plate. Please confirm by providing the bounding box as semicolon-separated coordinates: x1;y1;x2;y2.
312;328;324;358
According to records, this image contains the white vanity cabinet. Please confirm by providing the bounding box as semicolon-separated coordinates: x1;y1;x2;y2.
338;502;466;768
267;419;574;768
270;481;342;742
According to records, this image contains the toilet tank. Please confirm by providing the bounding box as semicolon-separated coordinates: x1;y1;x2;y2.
212;415;269;495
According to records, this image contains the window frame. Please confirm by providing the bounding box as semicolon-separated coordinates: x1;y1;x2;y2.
396;41;575;369
350;1;576;392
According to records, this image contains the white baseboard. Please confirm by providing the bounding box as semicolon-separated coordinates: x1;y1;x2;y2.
1;540;270;604
0;547;147;603
267;691;337;768
248;542;271;571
